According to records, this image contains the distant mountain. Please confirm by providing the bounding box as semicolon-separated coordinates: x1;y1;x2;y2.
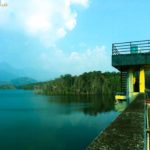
0;62;38;87
11;77;37;86
0;62;25;81
0;81;10;85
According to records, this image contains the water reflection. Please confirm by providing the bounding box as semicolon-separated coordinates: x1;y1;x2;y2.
47;94;115;116
115;101;128;112
0;90;119;150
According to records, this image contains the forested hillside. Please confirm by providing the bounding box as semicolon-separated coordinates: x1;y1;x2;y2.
20;71;120;95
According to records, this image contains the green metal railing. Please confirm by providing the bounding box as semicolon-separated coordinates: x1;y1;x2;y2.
112;40;150;55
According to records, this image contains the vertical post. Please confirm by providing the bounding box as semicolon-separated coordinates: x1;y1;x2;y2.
129;70;134;93
139;68;145;93
127;69;134;101
121;71;122;92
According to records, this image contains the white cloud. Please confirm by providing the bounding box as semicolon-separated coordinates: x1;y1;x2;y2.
71;0;89;8
0;0;89;45
57;28;67;38
39;46;112;76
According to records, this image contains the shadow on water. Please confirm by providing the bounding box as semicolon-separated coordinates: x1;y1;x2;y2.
46;94;115;116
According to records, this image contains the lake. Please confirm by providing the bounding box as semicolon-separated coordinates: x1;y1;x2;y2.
0;90;119;150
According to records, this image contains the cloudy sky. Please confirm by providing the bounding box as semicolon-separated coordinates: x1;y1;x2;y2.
0;0;150;80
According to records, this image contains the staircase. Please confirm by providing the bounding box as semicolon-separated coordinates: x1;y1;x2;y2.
121;71;127;93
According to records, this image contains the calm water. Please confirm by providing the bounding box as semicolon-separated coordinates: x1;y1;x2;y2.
0;90;119;150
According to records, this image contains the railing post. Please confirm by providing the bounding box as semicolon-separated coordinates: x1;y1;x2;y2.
112;44;114;55
130;42;131;54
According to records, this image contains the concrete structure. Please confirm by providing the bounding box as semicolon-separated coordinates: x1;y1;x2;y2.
112;40;150;101
87;40;150;149
88;94;145;150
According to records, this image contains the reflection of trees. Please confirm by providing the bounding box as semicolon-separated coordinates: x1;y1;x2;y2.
48;95;115;116
82;95;114;116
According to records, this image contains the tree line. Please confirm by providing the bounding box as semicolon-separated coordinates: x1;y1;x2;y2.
20;71;120;95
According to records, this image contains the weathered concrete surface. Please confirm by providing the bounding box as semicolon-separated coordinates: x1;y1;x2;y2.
88;94;145;150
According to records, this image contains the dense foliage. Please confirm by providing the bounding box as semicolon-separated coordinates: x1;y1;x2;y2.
20;71;120;95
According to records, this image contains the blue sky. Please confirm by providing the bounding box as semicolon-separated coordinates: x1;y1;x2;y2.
0;0;150;80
